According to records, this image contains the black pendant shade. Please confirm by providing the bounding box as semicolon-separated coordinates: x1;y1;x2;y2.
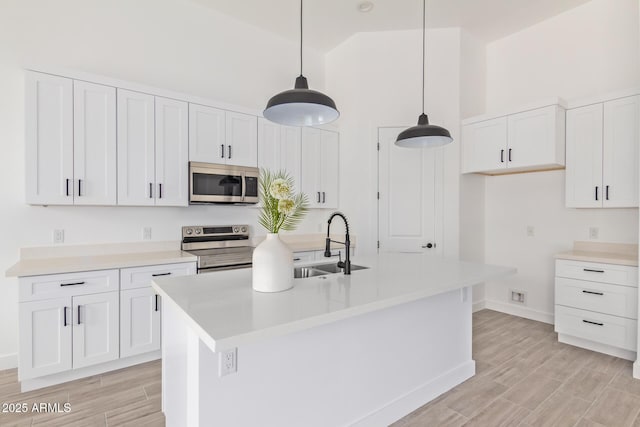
395;113;452;148
395;0;452;148
263;0;339;127
264;76;339;127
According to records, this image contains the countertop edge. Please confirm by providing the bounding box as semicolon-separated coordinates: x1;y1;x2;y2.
555;252;638;267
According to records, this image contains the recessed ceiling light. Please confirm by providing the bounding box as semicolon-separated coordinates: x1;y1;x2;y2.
357;1;374;13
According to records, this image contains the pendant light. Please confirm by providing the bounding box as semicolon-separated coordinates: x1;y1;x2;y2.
264;0;339;127
395;0;452;148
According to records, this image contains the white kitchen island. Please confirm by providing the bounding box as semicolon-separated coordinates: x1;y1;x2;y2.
152;253;514;427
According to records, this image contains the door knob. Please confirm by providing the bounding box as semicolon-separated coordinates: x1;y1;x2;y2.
421;243;434;249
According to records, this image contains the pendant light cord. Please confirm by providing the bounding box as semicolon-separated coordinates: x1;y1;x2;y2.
422;0;426;114
300;0;303;76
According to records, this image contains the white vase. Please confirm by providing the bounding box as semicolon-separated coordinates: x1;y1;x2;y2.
252;233;294;293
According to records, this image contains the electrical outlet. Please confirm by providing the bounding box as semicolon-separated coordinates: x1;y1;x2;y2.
53;229;64;244
510;289;526;305
143;227;152;241
219;348;237;377
526;226;535;237
589;227;599;240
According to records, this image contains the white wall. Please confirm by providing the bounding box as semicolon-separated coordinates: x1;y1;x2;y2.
325;28;462;257
482;0;640;321
0;0;330;368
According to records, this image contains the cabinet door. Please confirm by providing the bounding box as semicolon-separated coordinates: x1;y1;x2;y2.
257;117;281;173
72;292;119;369
461;117;507;173
155;97;189;207
25;71;74;205
507;105;564;169
281;126;302;192
189;104;226;164
117;89;155;206
121;287;161;358
320;130;339;208
19;297;72;380
301;127;323;208
73;81;117;205
565;104;604;208
226;111;258;167
603;96;639;208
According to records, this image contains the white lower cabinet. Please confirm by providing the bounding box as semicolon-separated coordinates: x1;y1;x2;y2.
555;259;638;358
72;292;119;369
121;287;161;358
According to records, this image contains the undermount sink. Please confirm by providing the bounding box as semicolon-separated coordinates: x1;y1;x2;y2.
294;263;370;279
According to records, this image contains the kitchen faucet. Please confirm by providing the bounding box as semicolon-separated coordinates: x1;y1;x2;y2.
325;212;351;275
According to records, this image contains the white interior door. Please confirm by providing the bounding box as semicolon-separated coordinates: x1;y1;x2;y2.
378;127;441;254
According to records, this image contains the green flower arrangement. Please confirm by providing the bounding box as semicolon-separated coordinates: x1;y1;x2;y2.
258;169;309;234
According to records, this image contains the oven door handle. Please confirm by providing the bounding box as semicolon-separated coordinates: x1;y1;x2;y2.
241;173;247;202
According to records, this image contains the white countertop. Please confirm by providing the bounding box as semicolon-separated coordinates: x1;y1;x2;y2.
555;241;638;267
152;253;516;352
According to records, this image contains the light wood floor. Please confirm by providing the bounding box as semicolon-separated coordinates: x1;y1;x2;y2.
1;310;639;426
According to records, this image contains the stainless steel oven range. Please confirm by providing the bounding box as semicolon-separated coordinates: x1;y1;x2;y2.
181;225;253;274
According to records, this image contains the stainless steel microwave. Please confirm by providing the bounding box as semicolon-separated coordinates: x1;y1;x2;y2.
189;162;259;204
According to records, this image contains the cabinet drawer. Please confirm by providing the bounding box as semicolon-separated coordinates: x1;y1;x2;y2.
556;277;637;319
555;305;637;351
555;259;638;287
120;262;196;290
19;270;119;302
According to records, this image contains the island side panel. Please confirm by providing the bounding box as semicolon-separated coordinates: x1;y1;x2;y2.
194;287;473;427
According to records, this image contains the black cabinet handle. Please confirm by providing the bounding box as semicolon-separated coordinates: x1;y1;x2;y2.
606;185;609;201
149;183;153;199
317;192;321;203
66;179;70;196
155;294;159;312
77;305;81;325
500;149;504;163
583;319;604;326
63;306;68;327
158;183;163;199
78;179;82;197
582;290;604;295
322;192;326;203
508;148;512;162
60;281;85;287
293;258;301;261
583;268;605;273
228;145;232;159
220;144;225;158
595;186;599;201
152;272;172;277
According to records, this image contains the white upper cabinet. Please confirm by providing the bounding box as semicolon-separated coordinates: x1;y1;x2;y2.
226;111;258;167
189;105;257;167
566;95;639;208
189;104;225;164
258;118;301;189
603;96;639;207
25;72;117;206
462;104;565;175
25;72;74;205
117;89;156;206
73;81;117;205
301;127;339;208
155;97;189;207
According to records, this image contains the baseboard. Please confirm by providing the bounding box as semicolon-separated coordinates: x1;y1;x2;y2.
472;301;486;313
350;360;476;427
559;334;636;361
633;361;640;379
0;353;18;371
484;299;554;324
20;351;160;392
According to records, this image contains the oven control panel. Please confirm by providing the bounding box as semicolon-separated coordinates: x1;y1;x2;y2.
182;225;249;238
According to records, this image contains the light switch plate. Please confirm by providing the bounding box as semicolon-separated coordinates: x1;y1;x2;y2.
53;229;64;244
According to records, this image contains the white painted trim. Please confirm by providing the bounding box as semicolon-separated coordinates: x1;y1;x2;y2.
559;334;636;361
20;351;160;392
484;299;554;324
633;361;640;379
472;300;486;313
350;360;476;427
567;87;640;109
461;97;567;125
0;353;18;370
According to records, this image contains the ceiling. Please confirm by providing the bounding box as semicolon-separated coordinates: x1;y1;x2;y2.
191;0;592;52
